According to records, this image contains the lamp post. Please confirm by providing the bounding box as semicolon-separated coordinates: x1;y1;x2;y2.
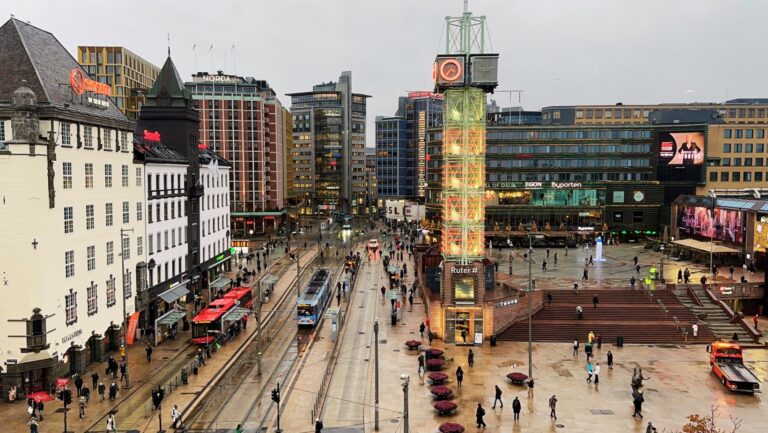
257;278;262;376
400;374;410;433
708;191;717;279
659;245;665;282
374;320;380;431
527;233;533;379
120;227;134;389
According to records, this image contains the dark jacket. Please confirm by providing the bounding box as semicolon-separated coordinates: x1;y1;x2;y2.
315;420;323;433
495;386;502;398
512;398;521;413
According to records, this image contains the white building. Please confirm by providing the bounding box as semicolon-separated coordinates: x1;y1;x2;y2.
198;148;233;298
0;19;145;395
134;133;189;340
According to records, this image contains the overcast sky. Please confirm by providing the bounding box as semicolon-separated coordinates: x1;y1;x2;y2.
5;0;768;145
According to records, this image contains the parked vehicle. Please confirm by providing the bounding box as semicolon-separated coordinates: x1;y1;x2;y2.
707;341;760;393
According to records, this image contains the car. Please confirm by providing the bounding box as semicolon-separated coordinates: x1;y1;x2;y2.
367;239;379;251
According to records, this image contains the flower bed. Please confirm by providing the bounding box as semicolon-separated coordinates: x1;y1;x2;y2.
425;348;444;359
428;372;449;385
405;340;422;350
506;372;529;385
438;422;465;433
426;358;445;371
430;386;453;400
433;401;458;415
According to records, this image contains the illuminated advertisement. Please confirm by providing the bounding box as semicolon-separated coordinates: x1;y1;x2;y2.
659;132;705;166
677;205;744;244
453;276;476;301
754;216;768;253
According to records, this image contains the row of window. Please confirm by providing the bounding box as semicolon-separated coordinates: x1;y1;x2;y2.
709;171;766;183
64;238;137;279
486;158;651;169
149;200;184;224
64;201;140;234
720;157;766;166
62;162;141;190
64;276;121;324
148;255;186;288
202;215;229;237
60;123;129;150
486;144;652;154
148;228;187;255
721;143;766;153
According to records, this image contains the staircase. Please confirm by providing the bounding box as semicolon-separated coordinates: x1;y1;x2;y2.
498;290;715;344
675;285;750;342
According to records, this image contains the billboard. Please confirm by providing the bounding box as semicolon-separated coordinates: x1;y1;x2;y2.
677;205;744;244
659;132;705;166
386;200;425;222
754;216;768;253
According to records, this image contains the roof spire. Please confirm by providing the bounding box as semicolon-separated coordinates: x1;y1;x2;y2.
167;32;171;57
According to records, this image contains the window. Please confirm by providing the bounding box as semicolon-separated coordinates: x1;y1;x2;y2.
745;158;753;166
746;129;754;139
61;122;71;145
164;230;169;250
709;171;718;181
171;201;175;219
106;241;114;265
157;231;162;251
65;250;75;278
63;162;73;189
122;236;130;260
164;202;168;220
87;282;98;315
736;129;743;139
84;126;93;148
120;131;128;149
123;270;132;298
105;203;113;227
734;157;742;166
721;172;729;181
746;143;754;153
756;172;763;182
65;290;77;325
733;172;741;182
734;143;742;152
86;205;94;230
87;245;95;271
632;211;644;223
137;202;143;221
722;158;731;166
137;236;143;256
122;165;129;187
171;229;176;247
103;130;112;150
744;172;752;182
758;129;765;139
758;144;765;153
104;164;113;187
106;277;116;307
723;143;731;153
148;234;154;255
64;206;73;233
724;129;732;139
122;201;130;223
136;167;142;186
85;163;94;188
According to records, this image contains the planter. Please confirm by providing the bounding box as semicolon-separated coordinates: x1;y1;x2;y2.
433;401;457;415
506;372;528;385
428;372;449;385
426;359;445;371
405;340;422;350
430;386;453;400
425;348;444;360
438;422;465;433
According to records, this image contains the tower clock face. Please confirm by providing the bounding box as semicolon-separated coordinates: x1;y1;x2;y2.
439;58;463;81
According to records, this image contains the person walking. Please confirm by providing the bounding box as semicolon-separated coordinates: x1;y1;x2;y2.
677;269;683;284
576;305;584;320
542;260;547;271
468;349;475;367
120;344;126;360
98;382;106;402
456;366;464;388
636;264;641;275
753;314;759;331
109;382;118;401
171;404;182;429
315;417;324;433
546;248;550;259
554;252;558;265
586;361;594;383
632;390;645;418
729;266;734;281
27;416;39;433
572;339;579;357
78;395;87;419
607;351;614;370
492;385;503;409
582;267;589;282
630;276;636;290
593;294;600;308
596;333;603;349
119;362;127;381
633;256;638;267
419;322;425;338
336;291;341;306
74;374;83;397
35;400;44;421
527;377;534;398
692;323;699;337
417;353;425;373
512;396;521;421
476;403;487;428
547;292;553;305
145;343;153;363
106;413;116;432
548;395;558;419
594;362;601;385
589;255;594;266
91;372;99;390
81;385;90;404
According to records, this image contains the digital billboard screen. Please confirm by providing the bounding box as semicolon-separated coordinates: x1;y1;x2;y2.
754;216;768;253
677;205;744;245
659;131;705;166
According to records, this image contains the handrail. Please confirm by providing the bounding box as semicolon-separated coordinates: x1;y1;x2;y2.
703;286;762;343
685;284;704;307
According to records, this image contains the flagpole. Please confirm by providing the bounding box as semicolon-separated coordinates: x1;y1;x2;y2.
209;44;214;72
193;43;197;72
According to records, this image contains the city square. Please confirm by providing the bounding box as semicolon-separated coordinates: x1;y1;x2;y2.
0;1;767;433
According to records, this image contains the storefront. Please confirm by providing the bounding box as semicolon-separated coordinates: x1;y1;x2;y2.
444;306;484;345
440;262;487;345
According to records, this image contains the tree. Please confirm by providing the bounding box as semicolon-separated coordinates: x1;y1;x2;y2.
669;406;742;433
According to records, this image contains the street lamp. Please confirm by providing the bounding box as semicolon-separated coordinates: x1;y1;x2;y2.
400;373;410;433
659;244;665;281
526;233;533;379
120;227;134;389
709;190;717;279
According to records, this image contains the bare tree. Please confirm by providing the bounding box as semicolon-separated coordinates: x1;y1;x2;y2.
665;406;742;433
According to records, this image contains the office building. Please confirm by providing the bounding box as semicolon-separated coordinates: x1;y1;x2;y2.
288;71;370;216
0;19;144;392
77;46;160;120
186;72;287;237
364;147;377;215
376;92;443;200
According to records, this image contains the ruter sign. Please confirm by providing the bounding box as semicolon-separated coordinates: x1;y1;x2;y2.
69;69;111;96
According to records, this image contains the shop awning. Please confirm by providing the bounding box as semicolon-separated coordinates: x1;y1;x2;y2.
156;309;186;327
673;238;740;254
209;276;232;291
223;306;252;322
158;284;190;304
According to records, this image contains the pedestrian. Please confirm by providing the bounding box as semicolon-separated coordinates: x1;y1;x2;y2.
589;255;594;265
549;395;558;419
197;349;206;366
120;344;126;360
119;362;126;380
27;399;35;418
461;328;468;343
336;291;341;306
78;395;86;419
98;382;106;401
586;361;594;383
572;339;579;357
582;268;588;282
171;404;182;429
468;349;475;367
633;256;638;266
542;260;547;271
74;374;83;396
594;362;601;385
646;421;658;433
588;330;595;344
630;276;636;290
109;382;118;401
417;353;425;373
476;403;487;428
692;323;699;337
28;416;38;433
408;294;413;308
565;245;568;256
315;417;324;433
677;269;683;284
607;350;614;369
91;371;99;390
527;377;534;398
492;385;503;408
596;333;602;349
554;252;558;265
35;400;44;421
546;248;550;259
145;344;153;363
632;390;645;418
729;266;734;281
573;282;579;294
456;366;464;387
428;331;434;346
576;305;584;320
82;385;90;404
636;264;641;274
754;314;759;330
106;413;116;432
547;292;553;305
512;396;521;421
684;268;691;284
419;322;425;338
593;294;599;308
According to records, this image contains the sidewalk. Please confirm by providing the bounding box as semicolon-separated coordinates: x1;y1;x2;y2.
0;248;308;433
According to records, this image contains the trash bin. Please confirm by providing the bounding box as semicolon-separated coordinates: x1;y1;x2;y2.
490;335;497;347
616;336;624;347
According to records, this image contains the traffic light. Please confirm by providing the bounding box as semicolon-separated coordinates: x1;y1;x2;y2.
271;388;280;403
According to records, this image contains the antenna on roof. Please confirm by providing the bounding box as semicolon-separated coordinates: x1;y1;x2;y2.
167;32;171;57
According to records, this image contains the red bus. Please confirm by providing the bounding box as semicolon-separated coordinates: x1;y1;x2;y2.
191;298;236;345
223;287;253;309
